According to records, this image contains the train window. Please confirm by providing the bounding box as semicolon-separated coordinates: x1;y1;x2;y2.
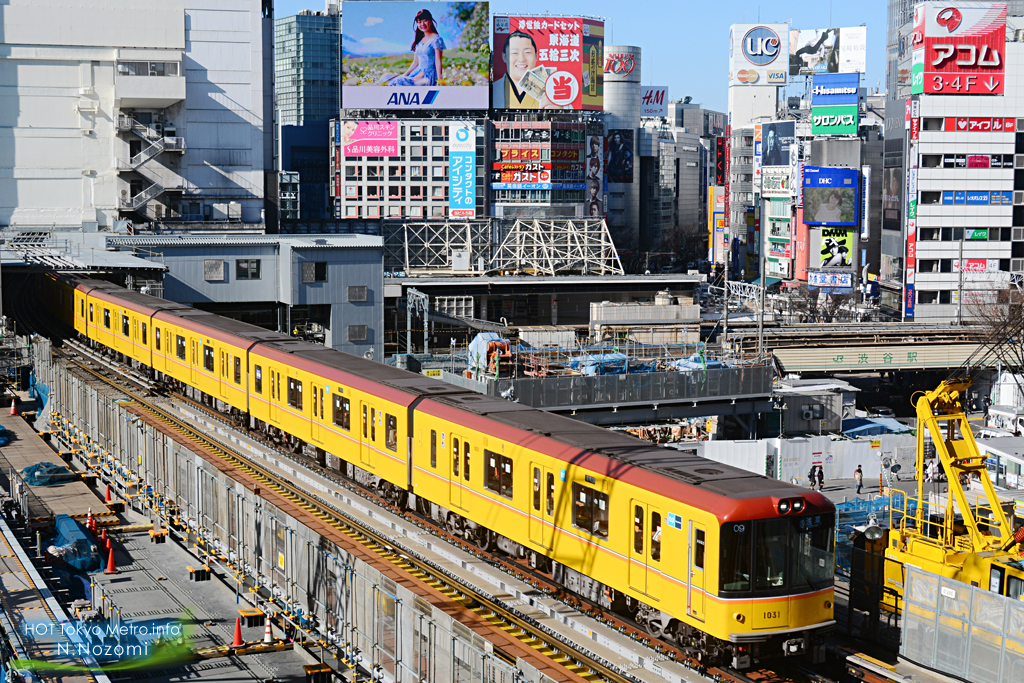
694;529;705;570
1008;575;1024;599
220;351;226;377
430;430;437;467
791;515;834;592
754;519;788;589
370;408;376;441
452;438;460;477
270;370;275;398
573;484;609;538
333;395;350;430
312;386;318;417
89;303;93;322
319;388;325;420
254;365;262;393
650;512;661;562
203;346;214;372
463;442;470;481
720;522;752;593
485;451;513;498
104;309;110;329
122;314;129;336
233;357;241;384
80;300;85;317
633;505;644;553
532;468;540;511
176;335;185;360
385;414;397;451
991;566;1005;594
362;405;367;438
141;323;147;345
287;378;303;410
155;328;161;350
546;473;554;515
277;373;281;401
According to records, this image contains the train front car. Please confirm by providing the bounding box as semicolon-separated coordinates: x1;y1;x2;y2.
709;489;835;668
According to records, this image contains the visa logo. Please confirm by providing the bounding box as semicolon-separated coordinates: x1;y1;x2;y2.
386;90;439;106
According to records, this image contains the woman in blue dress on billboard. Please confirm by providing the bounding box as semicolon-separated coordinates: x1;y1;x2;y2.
382;9;445;86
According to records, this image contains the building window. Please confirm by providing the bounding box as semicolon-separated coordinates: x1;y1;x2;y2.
254;364;262;393
348;325;368;342
333;395;350;430
572;483;609;538
204;259;225;281
203;345;214;372
484;450;514;498
348;286;367;302
176;335;186;360
301;261;327;283
287;377;303;410
236;259;261;280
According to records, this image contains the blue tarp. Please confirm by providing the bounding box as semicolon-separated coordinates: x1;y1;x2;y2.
21;462;76;486
668;353;729;371
568;353;657;376
49;515;101;572
842;417;912;437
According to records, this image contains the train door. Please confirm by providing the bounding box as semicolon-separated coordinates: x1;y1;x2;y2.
449;434;463;509
269;368;280;423
628;501;662;600
360;402;374;467
529;464;555;549
311;383;323;444
219;351;230;401
688;522;706;622
190;338;200;385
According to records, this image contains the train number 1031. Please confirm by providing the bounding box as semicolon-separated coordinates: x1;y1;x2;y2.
763;610;781;620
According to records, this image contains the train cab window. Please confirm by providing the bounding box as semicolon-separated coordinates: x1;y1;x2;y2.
651;512;662;562
532;468;540;510
333;395;350;430
463;441;470;481
720;522;752;593
573;484;609;538
1008;574;1024;600
122;314;129;336
755;519;788;590
176;335;186;360
430;430;437;467
485;451;513;498
452;438;460;477
141;323;147;345
287;378;303;410
203;345;214;372
385;414;397;451
546;473;555;515
362;405;367;438
104;309;111;329
234;357;241;385
89;303;94;322
991;566;1005;594
633;505;644;553
155;328;161;350
694;529;706;570
254;365;262;393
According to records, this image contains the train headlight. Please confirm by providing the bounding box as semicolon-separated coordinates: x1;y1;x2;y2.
778;499;791;514
792;498;805;513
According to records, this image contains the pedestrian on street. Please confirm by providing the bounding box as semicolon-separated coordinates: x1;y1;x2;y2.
808;466;817;490
855;465;863;494
816;466;825;491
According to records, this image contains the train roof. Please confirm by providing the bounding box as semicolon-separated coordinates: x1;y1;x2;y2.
88;286;193;316
157;308;292;347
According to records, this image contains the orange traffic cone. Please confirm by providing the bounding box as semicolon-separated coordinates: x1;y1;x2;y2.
231;617;244;648
263;620;272;644
105;484;112;504
9;399;16;416
101;528;108;548
104;546;116;574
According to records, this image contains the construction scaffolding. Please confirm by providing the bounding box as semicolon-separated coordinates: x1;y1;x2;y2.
383;220;495;274
490;218;623;276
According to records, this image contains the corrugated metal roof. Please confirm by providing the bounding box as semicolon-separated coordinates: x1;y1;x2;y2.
107;234;383;249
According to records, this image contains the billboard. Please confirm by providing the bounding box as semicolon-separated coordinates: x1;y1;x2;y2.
714;137;727;185
729;24;788;85
586;134;603;216
492;15;604;110
761;121;795;167
640;86;668;117
606;129;634;183
812;105;859;135
917;2;1007;95
808;271;854;288
811;73;860;105
882;166;902;231
762;169;792;197
753;124;762;181
449;123;476;218
789;27;868;75
803;166;859;226
340;120;400;156
341;2;490;109
819;228;854;268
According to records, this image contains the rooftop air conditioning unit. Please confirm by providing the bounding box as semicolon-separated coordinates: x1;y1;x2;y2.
802;410;815;421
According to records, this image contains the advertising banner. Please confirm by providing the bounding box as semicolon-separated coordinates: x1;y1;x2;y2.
812;104;859;135
492;15;604;110
803;166;859;225
762;169;792;197
861;165;871;239
640;86;668;117
448;122;476;217
789;27;867;75
883;166;902;231
761;121;795;167
768;240;792;259
943;116;1015;131
340;121;400;157
753;124;762;181
341;2;490;109
714;137;727;185
586;134;603;216
911;49;925;94
729;24;788;85
808;271;854;288
811;73;860;106
919;2;1007;95
819;227;854;268
606;129;634;183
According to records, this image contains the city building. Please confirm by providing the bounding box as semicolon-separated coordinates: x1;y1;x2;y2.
0;0;274;231
882;2;1024;322
666;100;728;253
638;126;677;251
602;46;643;251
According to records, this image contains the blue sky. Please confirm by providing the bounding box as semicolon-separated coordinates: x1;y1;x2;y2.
277;0;887;111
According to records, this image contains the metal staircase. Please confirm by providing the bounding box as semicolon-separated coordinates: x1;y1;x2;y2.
115;115;185;211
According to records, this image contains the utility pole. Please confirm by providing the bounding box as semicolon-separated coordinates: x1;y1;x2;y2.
723;239;729;351
758;254;766;357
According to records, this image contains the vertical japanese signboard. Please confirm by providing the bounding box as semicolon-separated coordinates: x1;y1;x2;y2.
449;122;476;217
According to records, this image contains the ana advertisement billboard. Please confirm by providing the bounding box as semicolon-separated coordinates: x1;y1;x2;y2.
606;129;634;183
789;27;868;75
803;166;859;226
340;121;400;157
341;2;490;110
640;86;668;117
492;15;604;110
729;24;788;86
917;2;1007;95
448;122;476;217
761;121;795;167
